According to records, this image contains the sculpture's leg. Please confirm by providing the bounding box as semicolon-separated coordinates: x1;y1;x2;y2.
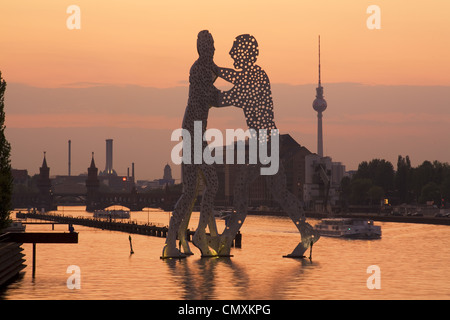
178;208;194;255
265;162;320;258
179;184;219;255
161;165;198;259
215;164;259;256
285;221;319;258
192;165;219;257
207;207;219;237
204;206;221;251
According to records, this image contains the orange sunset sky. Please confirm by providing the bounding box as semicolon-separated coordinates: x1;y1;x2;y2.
3;0;450;87
1;0;450;179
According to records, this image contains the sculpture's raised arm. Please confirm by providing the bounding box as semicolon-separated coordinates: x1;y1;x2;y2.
214;65;239;84
209;64;241;109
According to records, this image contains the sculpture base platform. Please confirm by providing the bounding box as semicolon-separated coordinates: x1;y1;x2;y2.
200;254;234;258
160;255;187;260
282;254;308;259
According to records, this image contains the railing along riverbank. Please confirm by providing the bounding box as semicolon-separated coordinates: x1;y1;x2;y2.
16;212;170;238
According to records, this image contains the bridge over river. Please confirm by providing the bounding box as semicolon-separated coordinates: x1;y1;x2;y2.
12;188;181;213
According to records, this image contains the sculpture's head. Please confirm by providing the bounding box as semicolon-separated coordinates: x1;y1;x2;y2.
197;30;215;60
229;34;259;70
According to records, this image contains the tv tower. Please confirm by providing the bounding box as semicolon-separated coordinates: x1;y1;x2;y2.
312;35;327;157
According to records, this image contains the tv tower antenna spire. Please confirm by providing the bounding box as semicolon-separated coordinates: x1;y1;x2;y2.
318;35;321;87
312;35;327;157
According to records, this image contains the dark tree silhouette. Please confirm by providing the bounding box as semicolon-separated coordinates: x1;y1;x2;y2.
354;158;394;194
0;72;13;230
395;155;413;203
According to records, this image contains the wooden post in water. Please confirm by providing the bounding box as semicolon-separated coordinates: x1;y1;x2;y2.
129;235;134;254
32;243;36;278
234;231;242;248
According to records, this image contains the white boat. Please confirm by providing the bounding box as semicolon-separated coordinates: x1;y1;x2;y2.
94;209;130;219
314;218;381;239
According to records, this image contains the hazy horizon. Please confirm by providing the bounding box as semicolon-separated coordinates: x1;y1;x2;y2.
5;81;450;181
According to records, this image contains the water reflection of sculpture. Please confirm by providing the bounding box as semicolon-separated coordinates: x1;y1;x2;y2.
162;258;250;299
212;34;320;258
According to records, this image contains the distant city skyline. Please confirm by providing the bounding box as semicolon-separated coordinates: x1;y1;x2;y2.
5;82;450;181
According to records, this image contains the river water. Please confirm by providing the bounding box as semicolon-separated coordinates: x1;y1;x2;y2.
2;207;450;300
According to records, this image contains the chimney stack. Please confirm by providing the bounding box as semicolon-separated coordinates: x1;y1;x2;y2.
105;139;113;175
68;140;71;176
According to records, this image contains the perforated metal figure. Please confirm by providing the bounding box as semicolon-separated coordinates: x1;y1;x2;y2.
213;34;320;257
161;30;221;258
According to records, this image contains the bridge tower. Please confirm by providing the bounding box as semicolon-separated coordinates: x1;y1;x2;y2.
37;152;55;211
86;152;100;212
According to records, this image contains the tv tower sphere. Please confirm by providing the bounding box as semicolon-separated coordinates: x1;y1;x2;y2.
313;87;327;112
